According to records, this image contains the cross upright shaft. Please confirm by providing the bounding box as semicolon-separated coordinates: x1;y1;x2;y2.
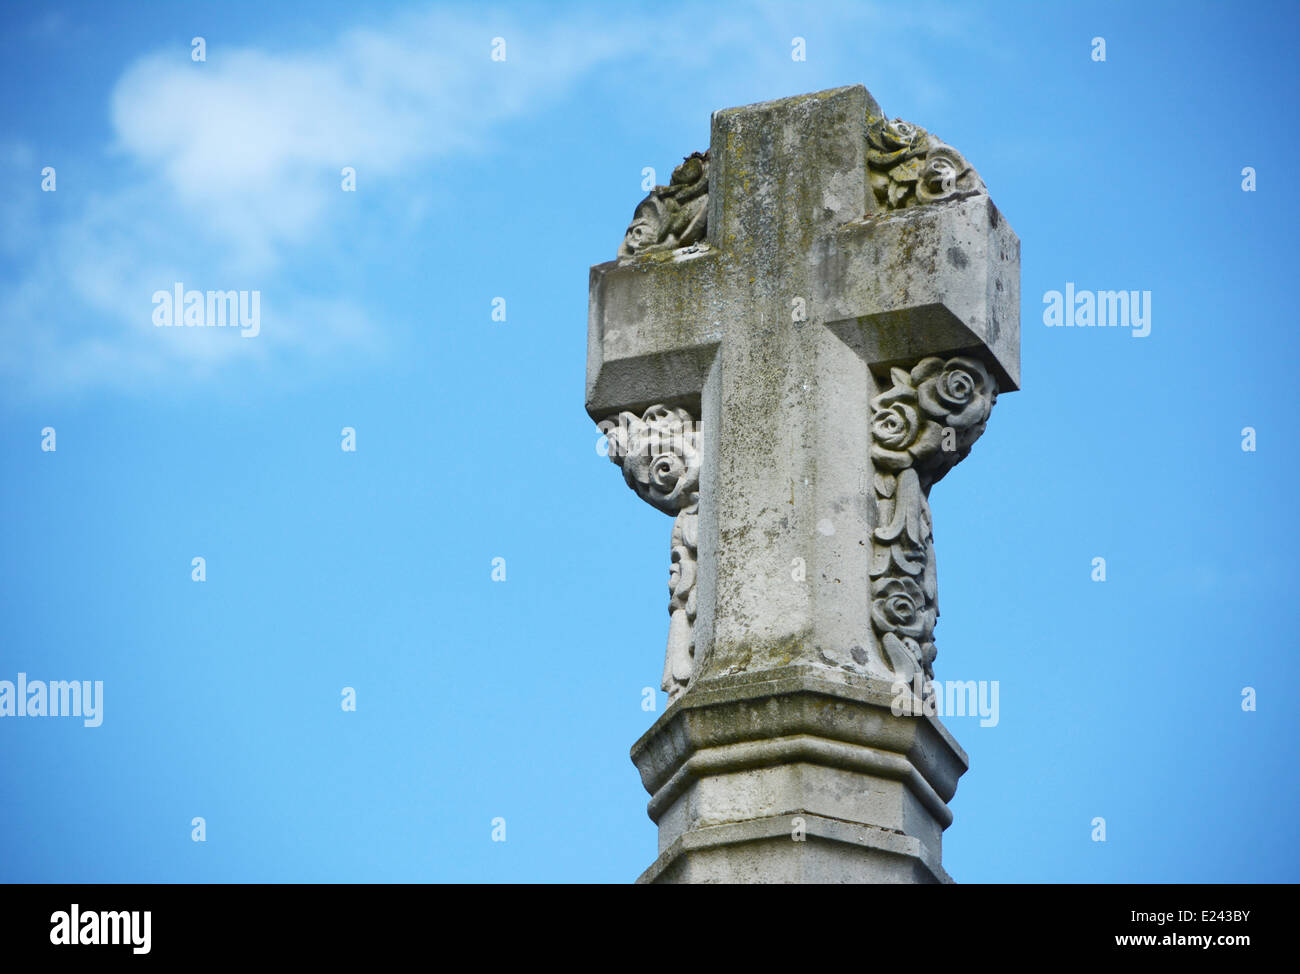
587;85;1019;883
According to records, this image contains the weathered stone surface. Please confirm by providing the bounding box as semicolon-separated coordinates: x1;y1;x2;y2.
586;85;1019;882
632;667;966;883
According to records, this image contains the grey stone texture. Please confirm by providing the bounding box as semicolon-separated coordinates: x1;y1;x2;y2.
632;667;966;884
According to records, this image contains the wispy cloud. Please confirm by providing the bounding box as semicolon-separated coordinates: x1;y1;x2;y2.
1;1;978;400
1;7;651;398
107;8;646;263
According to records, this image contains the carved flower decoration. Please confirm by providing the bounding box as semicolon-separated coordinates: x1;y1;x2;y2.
869;356;997;488
883;119;919;146
865;354;999;685
878;119;923;154
867;116;925;161
618;151;710;259
919;639;937;678
871;576;934;641
913;356;995;430
915;145;983;205
881;632;938;682
601;405;700;515
669;154;707;189
872;468;932;577
620;201;667;258
870;393;943;471
669;512;698;614
918;152;958;202
866;112;986;210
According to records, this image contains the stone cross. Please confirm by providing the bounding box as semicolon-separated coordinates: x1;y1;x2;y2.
587;85;1019;883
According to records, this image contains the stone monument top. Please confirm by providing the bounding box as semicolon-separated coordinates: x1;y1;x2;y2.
586;85;1019;882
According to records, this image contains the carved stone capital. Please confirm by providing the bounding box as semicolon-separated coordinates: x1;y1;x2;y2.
599;405;702;700
868;356;998;689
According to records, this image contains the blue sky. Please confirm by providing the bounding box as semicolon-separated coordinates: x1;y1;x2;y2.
1;0;1297;882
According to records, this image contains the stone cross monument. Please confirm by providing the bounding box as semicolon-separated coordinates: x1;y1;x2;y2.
586;85;1019;883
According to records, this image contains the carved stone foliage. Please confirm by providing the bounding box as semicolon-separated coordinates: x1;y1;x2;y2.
617;152;710;259
868;357;997;687
614;106;984;254
599;406;701;700
866;113;985;211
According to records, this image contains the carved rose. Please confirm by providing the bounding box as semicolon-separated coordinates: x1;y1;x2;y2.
867;117;924;160
601;405;700;515
916;145;983;205
917;151;959;203
866;113;986;211
869;356;997;492
669;154;707;191
618;152;709;259
880;119;921;150
870;391;943;471
621;202;667;257
871;575;934;641
913;356;995;430
866;354;999;686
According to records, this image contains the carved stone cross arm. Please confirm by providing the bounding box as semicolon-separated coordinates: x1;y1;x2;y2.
588;85;1019;704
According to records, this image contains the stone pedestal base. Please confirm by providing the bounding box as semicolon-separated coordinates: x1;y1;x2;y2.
630;666;968;884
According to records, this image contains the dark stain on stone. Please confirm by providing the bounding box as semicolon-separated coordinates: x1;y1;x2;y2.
850;644;868;665
946;246;968;270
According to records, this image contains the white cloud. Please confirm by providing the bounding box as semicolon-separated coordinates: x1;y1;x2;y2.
1;1;978;399
105;7;662;262
2;7;649;398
